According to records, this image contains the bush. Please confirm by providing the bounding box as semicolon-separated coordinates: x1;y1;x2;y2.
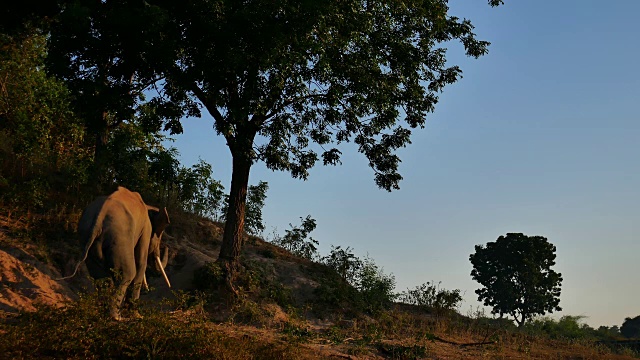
270;216;319;260
523;315;596;340
0;33;90;208
322;245;362;284
354;258;397;315
239;260;293;307
315;247;396;316
193;261;225;291
399;281;463;315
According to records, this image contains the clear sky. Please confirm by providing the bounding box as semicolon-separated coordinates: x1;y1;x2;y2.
165;1;640;327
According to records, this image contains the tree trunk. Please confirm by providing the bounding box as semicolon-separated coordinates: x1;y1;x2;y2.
217;150;252;296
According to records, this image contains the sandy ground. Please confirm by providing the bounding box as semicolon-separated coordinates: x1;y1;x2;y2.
0;244;75;315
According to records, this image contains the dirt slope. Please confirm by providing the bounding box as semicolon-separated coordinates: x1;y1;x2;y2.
0;217;76;315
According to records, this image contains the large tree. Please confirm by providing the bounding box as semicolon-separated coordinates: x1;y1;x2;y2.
146;0;504;288
0;0;62;36
621;316;640;339
469;233;563;327
46;0;186;188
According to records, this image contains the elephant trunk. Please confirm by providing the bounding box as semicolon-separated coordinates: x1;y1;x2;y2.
156;255;171;288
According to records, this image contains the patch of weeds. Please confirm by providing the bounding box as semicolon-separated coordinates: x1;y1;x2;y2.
258;247;276;259
617;346;640;357
263;281;292;307
517;343;531;355
324;325;347;344
193;261;224;291
347;343;372;357
240;260;293;307
376;342;428;360
230;298;269;325
167;290;206;312
419;331;438;342
282;321;314;342
360;323;384;344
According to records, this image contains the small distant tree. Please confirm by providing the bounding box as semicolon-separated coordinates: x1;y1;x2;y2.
621;316;640;338
270;215;318;260
323;245;363;284
469;233;563;327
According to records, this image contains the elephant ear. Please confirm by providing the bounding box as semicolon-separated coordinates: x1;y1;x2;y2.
149;207;170;235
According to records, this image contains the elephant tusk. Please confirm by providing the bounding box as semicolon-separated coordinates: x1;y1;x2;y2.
156;256;171;288
143;274;149;291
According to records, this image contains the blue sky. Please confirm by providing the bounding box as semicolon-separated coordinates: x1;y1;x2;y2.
165;1;640;327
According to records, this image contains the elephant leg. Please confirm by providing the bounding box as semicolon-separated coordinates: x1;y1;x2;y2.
127;266;146;320
109;250;137;321
131;262;147;303
111;268;135;320
128;227;152;318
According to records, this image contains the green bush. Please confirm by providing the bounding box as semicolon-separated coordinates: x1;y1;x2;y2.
193;261;225;291
322;245;362;284
240;260;293;307
0;33;90;208
523;315;596;340
315;248;396;316
355;258;397;315
399;281;463;315
270;215;318;260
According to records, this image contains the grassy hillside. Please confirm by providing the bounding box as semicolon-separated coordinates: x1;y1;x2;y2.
0;208;638;359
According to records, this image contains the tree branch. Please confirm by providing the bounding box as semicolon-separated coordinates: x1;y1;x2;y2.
190;82;225;124
263;93;328;122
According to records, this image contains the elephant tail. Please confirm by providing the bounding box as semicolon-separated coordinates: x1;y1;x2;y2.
56;213;104;281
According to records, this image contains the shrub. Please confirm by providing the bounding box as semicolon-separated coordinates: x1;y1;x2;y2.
270;215;319;260
524;315;596;340
355;258;397;315
193;261;225;291
399;281;463;315
322;245;362;284
239;260;293;307
315;248;396;316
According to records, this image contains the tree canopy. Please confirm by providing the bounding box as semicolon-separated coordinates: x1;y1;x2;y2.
469;233;563;327
621;316;640;338
141;0;503;284
3;0;505;291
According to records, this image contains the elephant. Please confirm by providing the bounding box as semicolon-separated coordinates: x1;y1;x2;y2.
74;186;171;320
